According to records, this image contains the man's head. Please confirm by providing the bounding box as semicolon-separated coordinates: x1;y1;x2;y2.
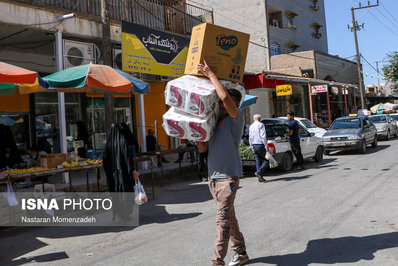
287;111;295;120
220;89;242;116
253;113;261;121
148;129;154;136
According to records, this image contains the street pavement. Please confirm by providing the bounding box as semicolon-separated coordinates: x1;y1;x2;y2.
2;139;398;265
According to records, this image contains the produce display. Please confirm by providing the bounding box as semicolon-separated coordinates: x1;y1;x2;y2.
62;161;80;168
239;144;255;160
0;168;49;175
87;159;102;165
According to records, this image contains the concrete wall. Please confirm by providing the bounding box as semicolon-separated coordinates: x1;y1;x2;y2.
315;52;359;85
270;50;359;85
270;50;316;77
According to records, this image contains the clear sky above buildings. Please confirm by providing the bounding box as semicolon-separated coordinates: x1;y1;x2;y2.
325;0;398;86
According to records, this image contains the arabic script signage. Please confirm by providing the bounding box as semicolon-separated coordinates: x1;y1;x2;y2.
276;84;292;96
311;84;328;94
121;21;190;77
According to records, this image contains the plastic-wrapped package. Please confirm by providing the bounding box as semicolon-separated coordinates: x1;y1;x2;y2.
162;105;219;142
165;75;219;117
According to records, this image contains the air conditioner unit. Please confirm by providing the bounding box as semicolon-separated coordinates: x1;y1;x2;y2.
272;19;279;28
311;5;320;11
63;40;96;69
312;32;322;38
112;48;122;70
287;22;297;30
160;76;173;82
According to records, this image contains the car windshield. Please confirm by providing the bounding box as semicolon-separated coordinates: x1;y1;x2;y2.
370;116;387;123
390;114;398;120
300;119;317;128
330;118;361;129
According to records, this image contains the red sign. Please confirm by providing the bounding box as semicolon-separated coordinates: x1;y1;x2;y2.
311;85;328;93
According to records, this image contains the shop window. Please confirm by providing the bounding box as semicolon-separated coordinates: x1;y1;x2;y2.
270;41;281;56
268;8;283;29
312;22;322;38
285;11;298;30
310;0;320;11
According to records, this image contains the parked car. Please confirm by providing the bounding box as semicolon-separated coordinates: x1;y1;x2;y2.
322;116;377;155
279;117;326;138
389;113;398;127
242;118;324;171
369;114;398;140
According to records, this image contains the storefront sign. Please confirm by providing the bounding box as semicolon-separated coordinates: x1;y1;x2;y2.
311;85;328;93
276;85;292;96
122;21;190;77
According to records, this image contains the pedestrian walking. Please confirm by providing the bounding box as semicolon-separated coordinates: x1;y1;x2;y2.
284;111;305;170
196;60;249;266
249;114;268;182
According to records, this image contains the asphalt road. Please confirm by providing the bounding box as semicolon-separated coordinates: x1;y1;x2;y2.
2;138;398;266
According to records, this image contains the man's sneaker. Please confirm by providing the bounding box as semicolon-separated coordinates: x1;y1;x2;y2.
228;252;249;266
254;172;266;183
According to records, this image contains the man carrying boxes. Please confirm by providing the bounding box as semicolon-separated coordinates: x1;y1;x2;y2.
197;60;249;266
162;22;250;265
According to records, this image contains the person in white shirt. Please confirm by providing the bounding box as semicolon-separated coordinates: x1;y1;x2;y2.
249;114;268;182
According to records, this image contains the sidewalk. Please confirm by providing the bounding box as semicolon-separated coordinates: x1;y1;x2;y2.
13;152;201;194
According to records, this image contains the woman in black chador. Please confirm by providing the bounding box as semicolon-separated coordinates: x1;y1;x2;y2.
103;124;139;221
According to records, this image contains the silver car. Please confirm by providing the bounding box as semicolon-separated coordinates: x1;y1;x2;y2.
322;116;377;154
369;114;398;140
389;114;398;128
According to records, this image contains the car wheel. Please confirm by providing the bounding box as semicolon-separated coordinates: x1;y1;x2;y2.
280;152;293;172
314;146;323;162
359;139;367;154
371;136;377;148
386;130;391;140
324;150;330;156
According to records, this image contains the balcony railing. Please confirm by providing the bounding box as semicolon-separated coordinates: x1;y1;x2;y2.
8;0;213;35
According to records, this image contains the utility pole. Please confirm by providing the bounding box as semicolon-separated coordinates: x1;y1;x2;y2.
376;61;381;95
101;0;114;131
349;0;379;110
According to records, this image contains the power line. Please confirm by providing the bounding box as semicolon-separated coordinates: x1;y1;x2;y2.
381;3;398;26
374;6;398;30
368;10;398;38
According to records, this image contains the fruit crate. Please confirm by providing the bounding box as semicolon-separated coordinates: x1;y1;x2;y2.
39;153;67;169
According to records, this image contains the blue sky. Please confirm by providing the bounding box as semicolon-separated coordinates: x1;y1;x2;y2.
325;0;398;86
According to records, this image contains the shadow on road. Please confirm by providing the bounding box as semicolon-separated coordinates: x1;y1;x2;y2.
249;232;398;265
0;183;210;265
330;144;390;156
7;251;69;265
267;175;312;183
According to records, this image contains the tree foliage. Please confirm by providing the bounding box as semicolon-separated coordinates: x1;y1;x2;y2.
382;52;398;96
382;52;398;81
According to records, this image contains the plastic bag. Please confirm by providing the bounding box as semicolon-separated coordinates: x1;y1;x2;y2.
3;180;18;206
266;152;279;169
134;179;148;205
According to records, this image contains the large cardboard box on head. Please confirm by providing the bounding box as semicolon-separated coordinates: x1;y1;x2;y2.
185;23;250;83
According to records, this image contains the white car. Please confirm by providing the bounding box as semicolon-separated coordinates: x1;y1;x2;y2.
279;117;326;138
261;118;324;171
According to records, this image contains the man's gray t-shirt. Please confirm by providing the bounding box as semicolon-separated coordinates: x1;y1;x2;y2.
208;110;244;179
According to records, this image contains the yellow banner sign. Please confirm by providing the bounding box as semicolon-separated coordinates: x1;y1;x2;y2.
276;85;292;96
122;21;190;77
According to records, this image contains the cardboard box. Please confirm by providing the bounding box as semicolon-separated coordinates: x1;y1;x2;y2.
185;23;250;83
39;153;66;169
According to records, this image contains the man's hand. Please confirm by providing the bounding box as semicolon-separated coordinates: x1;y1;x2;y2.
133;170;139;180
197;60;213;77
